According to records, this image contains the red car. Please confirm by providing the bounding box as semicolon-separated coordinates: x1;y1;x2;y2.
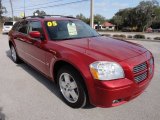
8;15;154;108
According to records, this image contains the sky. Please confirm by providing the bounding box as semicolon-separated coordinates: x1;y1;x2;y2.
2;0;160;19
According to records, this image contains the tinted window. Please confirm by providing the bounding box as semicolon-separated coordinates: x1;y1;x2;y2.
12;22;20;31
4;22;13;26
45;20;99;40
18;21;28;34
28;21;43;34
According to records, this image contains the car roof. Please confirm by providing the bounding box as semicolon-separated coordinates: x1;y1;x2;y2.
23;15;78;22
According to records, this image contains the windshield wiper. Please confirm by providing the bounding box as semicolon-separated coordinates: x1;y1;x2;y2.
61;37;77;40
55;35;100;41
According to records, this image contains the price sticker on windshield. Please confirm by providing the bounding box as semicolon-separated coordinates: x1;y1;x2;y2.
47;21;57;27
67;23;77;36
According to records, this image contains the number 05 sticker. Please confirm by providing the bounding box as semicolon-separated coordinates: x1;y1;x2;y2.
47;21;57;27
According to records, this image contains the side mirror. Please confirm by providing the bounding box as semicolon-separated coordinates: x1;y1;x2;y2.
29;31;41;38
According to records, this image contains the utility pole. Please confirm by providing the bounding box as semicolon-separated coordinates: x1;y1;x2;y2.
90;0;94;28
9;0;14;21
24;0;25;17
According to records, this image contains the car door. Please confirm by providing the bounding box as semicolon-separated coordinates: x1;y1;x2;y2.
14;20;29;60
24;20;48;75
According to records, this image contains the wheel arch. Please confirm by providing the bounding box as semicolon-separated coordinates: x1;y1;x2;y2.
53;60;85;84
53;60;90;106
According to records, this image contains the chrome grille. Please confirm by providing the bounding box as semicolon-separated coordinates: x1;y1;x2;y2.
133;62;147;74
134;72;148;83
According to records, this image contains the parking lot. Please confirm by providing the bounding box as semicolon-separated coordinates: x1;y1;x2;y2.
0;34;160;120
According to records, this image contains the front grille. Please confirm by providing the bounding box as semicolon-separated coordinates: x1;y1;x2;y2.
133;62;148;83
134;72;148;83
133;62;147;74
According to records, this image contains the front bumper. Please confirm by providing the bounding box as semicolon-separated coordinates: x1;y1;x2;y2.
88;51;154;108
2;29;10;33
92;75;153;108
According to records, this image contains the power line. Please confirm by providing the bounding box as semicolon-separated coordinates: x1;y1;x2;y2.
14;0;65;10
12;0;89;12
1;0;10;4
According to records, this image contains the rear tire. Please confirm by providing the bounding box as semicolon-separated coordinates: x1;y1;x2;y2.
57;66;87;108
10;45;21;64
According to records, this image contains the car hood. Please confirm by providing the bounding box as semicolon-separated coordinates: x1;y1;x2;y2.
59;36;147;62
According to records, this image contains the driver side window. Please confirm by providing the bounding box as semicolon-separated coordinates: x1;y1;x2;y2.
28;21;43;34
28;21;45;40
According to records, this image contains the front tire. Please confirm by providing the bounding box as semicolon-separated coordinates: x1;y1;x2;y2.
10;45;21;63
57;66;87;108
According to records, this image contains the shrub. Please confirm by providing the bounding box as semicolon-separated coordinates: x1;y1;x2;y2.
113;34;126;38
127;35;132;38
134;34;145;39
147;37;151;40
154;37;160;40
103;34;111;37
119;34;126;38
113;34;120;38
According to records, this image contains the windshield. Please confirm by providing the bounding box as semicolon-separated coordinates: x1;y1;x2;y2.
4;22;13;26
45;20;99;40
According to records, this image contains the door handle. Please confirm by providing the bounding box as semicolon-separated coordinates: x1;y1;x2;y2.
17;38;25;41
26;41;32;44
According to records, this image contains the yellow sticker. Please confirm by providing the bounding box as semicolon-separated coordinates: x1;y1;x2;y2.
47;22;52;27
47;21;57;27
52;21;57;26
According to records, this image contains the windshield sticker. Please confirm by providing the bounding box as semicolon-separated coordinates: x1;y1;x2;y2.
47;21;57;27
67;23;77;36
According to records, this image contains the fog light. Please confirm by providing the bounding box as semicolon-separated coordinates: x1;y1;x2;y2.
113;99;123;104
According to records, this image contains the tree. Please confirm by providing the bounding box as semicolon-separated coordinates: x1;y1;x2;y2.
94;14;106;24
76;13;90;24
152;7;160;29
112;15;123;30
135;0;159;31
0;0;7;19
33;10;47;16
76;13;86;20
110;0;160;32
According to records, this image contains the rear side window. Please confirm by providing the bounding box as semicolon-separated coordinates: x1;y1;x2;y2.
18;21;28;34
12;22;20;31
4;22;13;26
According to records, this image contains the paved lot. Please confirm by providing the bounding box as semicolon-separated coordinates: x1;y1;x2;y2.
0;34;160;120
99;31;160;40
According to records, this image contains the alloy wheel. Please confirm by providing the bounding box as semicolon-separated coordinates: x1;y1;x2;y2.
59;73;79;103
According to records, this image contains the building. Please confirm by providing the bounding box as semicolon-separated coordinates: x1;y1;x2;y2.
101;22;115;31
94;22;115;31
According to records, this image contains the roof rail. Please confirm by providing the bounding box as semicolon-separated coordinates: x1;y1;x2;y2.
23;15;76;19
44;15;76;19
22;16;45;19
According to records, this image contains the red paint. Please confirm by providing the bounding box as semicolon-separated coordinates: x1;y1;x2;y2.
29;31;41;38
8;17;154;108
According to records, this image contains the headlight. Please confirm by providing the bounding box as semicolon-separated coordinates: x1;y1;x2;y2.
89;61;124;80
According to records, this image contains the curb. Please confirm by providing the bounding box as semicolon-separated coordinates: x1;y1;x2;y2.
125;38;160;42
104;36;160;43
